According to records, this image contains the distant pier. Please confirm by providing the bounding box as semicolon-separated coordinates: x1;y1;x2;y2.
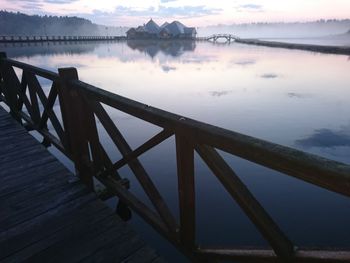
2;33;350;56
0;35;126;43
197;34;350;55
235;38;350;55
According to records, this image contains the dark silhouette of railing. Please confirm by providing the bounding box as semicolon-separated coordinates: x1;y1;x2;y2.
0;35;126;43
0;51;349;262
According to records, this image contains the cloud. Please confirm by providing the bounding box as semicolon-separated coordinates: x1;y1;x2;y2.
20;2;43;10
287;92;312;99
6;0;44;11
4;0;79;12
114;5;221;18
45;0;79;3
209;90;233;97
235;3;264;12
240;4;262;10
260;73;278;79
160;0;177;3
6;0;78;4
296;126;350;148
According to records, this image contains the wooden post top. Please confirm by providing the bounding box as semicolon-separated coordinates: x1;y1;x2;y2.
58;67;78;80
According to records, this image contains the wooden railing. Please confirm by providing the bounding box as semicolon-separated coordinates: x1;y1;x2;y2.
0;52;349;262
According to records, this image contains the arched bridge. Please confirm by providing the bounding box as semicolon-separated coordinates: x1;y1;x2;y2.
205;34;239;42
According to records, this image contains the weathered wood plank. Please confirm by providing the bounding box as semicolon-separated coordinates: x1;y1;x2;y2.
0;105;162;263
1;210;115;262
0;194;101;258
0;182;89;231
0;170;73;206
17;214;129;263
0;140;40;157
56;219;145;263
0;161;65;188
0;151;56;172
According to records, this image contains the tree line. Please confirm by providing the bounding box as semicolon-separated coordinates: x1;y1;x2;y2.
0;11;101;36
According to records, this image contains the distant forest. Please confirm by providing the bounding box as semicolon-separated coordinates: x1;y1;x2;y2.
1;10;350;38
0;11;127;36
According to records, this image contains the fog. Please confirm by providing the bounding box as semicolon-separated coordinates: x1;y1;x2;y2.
198;20;350;39
1;11;350;46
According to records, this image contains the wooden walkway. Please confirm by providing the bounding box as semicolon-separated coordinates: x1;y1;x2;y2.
0;36;126;43
0;106;164;263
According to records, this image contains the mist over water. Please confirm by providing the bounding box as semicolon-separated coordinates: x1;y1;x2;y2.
197;20;350;47
198;20;350;38
2;40;349;262
2;11;350;47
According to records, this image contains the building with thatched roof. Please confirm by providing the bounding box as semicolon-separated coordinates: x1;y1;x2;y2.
126;19;196;39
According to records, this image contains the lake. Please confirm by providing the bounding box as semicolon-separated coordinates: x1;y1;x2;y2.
1;40;350;262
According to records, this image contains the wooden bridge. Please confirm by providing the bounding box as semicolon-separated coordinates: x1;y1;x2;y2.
197;34;239;43
0;35;126;43
0;51;350;262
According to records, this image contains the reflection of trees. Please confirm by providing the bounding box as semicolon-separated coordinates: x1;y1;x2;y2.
127;40;196;58
0;41;100;58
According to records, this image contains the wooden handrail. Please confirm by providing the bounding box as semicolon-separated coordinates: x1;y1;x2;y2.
70;79;350;197
4;58;59;80
1;53;349;262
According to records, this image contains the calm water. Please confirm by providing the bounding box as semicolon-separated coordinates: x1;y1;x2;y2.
1;40;350;262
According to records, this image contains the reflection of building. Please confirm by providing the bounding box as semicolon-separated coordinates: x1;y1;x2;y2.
126;39;196;58
126;19;196;40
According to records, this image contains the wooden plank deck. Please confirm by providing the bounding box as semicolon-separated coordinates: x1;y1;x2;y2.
0;106;164;263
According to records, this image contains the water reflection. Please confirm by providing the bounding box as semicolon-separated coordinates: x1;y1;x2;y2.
1;41;350;262
287;92;312;99
209;90;233;97
260;73;279;79
126;40;196;58
0;41;101;58
161;65;177;72
233;59;256;66
296;124;350;148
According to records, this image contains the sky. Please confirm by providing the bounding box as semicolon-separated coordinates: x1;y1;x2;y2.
1;0;350;27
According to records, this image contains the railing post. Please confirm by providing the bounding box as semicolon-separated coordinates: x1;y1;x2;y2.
0;52;20;121
58;67;94;189
176;132;196;251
